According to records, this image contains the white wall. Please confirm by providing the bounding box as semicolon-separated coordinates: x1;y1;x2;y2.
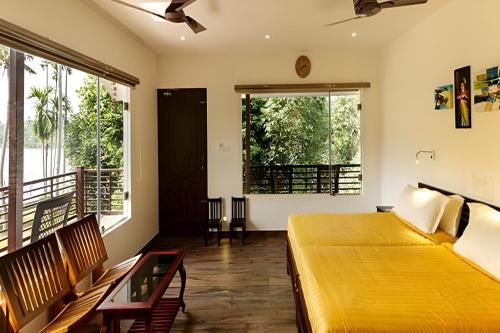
380;0;500;206
158;50;382;230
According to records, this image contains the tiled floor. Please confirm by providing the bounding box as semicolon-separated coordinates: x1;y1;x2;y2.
150;233;297;333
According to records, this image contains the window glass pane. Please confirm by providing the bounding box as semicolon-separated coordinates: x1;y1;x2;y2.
0;47;131;252
242;93;330;194
98;79;129;231
23;53;90;245
330;92;362;195
0;45;9;252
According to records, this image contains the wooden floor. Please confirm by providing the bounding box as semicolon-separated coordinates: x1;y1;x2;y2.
150;233;296;333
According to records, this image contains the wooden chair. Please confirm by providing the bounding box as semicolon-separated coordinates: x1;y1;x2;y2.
30;192;74;243
229;196;246;245
0;234;109;333
205;197;223;246
56;213;141;293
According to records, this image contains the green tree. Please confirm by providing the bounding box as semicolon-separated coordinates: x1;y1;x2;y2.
330;95;361;164
262;96;329;165
242;97;271;166
242;94;360;167
28;86;54;177
64;76;123;169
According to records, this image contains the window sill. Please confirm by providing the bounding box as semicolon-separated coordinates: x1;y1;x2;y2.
101;215;130;236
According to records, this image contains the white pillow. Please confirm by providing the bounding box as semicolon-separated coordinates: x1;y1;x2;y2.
454;203;500;279
393;185;449;234
438;195;465;237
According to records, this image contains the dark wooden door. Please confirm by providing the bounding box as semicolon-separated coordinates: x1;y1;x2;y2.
157;89;207;236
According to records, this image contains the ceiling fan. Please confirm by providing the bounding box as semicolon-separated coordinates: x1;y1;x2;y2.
325;0;428;27
110;0;206;34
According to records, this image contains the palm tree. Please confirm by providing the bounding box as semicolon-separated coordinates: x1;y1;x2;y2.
0;46;36;186
28;87;54;178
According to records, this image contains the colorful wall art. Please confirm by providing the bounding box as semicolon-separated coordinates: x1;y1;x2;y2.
434;84;454;110
473;66;500;112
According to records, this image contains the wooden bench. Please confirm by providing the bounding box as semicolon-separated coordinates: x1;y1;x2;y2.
56;213;141;293
0;234;109;332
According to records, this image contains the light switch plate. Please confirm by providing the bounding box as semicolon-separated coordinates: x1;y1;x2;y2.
471;174;494;200
217;142;231;153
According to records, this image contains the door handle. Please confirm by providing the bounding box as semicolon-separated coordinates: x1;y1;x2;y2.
201;199;208;204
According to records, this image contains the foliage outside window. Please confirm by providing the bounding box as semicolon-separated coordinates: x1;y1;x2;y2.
0;44;130;253
242;92;362;195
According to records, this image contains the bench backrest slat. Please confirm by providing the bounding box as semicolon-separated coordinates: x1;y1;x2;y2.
0;234;71;332
56;213;108;287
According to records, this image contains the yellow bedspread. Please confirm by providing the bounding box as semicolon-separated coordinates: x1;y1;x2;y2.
299;245;500;333
288;212;454;251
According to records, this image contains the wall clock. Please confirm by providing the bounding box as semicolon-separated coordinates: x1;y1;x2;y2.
295;55;311;78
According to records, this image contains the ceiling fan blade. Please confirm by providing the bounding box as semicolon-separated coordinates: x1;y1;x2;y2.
110;0;165;20
325;16;363;27
379;0;428;8
171;0;198;12
185;16;207;34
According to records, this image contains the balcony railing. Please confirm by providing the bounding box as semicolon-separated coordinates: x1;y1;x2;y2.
244;164;362;195
0;167;124;253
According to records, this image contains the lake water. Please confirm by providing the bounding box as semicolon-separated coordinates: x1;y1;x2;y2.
1;148;71;185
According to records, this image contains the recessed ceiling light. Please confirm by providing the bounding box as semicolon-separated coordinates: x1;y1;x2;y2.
180;36;186;41
351;32;357;37
265;34;271;39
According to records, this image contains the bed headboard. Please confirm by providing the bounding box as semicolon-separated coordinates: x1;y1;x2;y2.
418;183;500;237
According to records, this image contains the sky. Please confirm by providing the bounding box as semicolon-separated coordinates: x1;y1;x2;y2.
0;53;87;125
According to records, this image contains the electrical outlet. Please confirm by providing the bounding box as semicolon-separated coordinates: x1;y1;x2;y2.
472;174;494;200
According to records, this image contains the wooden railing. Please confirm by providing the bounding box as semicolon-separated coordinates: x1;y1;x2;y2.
0;168;124;253
244;164;362;195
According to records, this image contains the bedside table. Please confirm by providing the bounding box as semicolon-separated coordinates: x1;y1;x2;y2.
376;206;394;212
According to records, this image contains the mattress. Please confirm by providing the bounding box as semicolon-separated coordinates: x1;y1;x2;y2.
298;245;500;333
288;212;454;251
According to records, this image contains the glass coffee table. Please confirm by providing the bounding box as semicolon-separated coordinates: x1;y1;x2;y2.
97;251;186;332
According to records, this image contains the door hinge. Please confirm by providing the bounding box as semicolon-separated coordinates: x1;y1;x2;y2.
357;103;362;111
124;191;130;201
124;102;129;111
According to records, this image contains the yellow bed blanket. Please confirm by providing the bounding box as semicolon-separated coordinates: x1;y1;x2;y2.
298;245;500;333
288;212;454;250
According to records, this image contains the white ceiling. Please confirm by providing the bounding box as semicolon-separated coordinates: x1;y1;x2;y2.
90;0;448;56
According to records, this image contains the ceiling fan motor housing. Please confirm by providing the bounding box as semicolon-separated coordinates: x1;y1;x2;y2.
165;10;186;23
354;0;382;16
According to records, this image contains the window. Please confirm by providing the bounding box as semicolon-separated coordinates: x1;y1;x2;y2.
0;45;130;253
242;91;362;195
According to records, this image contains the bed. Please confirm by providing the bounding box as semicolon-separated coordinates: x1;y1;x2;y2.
287;183;500;332
288;211;454;250
299;245;500;332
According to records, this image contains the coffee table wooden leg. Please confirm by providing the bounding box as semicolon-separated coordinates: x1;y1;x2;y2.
179;260;187;312
101;314;111;333
113;319;120;333
145;314;154;333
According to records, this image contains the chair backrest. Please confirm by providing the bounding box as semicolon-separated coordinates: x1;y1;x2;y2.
208;197;222;221
231;197;246;220
0;234;71;332
31;192;74;243
56;213;108;287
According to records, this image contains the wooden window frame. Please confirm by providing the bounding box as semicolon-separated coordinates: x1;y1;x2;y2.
0;18;139;87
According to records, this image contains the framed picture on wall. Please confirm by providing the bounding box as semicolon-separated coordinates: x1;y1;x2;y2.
454;66;471;128
434;84;454;110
